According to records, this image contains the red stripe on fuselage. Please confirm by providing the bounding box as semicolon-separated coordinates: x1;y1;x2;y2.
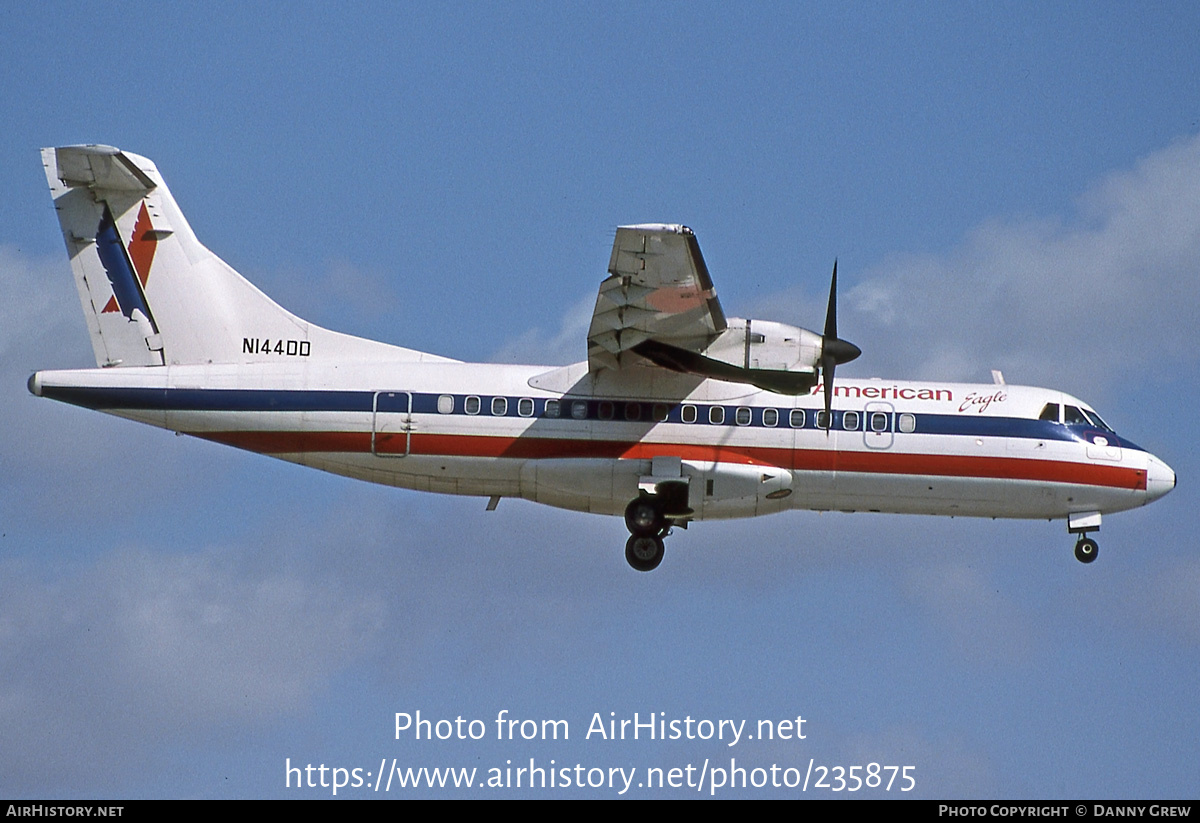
192;430;1148;491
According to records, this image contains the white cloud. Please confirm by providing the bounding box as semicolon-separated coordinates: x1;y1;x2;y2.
497;136;1200;403
746;135;1200;401
0;245;90;370
0;544;384;788
0;245;244;526
490;291;594;365
246;257;406;334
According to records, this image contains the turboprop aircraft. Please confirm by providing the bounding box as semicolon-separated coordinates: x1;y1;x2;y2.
29;145;1176;571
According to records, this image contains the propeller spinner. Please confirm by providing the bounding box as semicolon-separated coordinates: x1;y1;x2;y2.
819;260;861;427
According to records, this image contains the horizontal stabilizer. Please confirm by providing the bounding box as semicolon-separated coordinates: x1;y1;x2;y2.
55;145;156;191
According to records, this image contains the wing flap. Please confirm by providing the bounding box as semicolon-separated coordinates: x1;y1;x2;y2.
584;224;829;395
587;224;727;371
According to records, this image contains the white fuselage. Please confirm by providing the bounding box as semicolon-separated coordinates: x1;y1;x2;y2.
30;358;1175;524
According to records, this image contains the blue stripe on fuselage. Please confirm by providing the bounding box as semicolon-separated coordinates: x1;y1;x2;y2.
38;384;1147;453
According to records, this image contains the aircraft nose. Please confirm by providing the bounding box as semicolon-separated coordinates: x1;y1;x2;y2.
1146;455;1176;502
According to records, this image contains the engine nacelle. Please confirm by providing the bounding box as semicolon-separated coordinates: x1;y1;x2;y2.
519;457;794;521
683;460;794;520
632;317;824;396
701;318;823;376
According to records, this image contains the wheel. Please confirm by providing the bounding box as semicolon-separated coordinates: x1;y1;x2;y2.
1074;537;1099;564
624;496;665;536
625;534;665;572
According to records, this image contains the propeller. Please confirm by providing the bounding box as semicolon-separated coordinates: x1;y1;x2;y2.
819;260;861;428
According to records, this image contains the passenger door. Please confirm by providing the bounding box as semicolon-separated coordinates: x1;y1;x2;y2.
372;391;412;457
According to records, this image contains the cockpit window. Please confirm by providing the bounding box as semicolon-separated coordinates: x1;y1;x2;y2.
1063;405;1090;426
1081;408;1114;432
1042;401;1115;432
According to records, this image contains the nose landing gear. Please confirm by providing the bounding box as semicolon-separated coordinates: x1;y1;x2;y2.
1067;511;1102;565
1074;536;1099;564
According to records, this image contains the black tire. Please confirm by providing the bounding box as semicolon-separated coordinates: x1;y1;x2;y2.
624;496;665;537
625;535;665;572
1074;537;1099;564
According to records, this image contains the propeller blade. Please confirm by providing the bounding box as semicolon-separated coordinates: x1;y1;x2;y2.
818;259;861;430
825;259;838;341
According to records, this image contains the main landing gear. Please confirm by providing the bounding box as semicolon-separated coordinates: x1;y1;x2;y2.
624;495;667;572
625;534;666;572
623;487;690;572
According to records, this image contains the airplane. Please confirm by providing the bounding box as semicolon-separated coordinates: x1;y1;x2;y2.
28;145;1176;571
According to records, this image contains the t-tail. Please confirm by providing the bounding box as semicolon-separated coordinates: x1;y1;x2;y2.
41;145;449;368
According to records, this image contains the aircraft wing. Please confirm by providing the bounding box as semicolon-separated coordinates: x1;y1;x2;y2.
587;224;727;372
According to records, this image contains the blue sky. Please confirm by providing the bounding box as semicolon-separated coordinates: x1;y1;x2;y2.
1;2;1198;798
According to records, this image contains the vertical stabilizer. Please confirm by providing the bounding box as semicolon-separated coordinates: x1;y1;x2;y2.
44;146;167;366
42;145;451;368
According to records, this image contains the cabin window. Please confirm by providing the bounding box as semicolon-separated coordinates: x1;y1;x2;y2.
816;410;831;429
598;401;614;420
899;413;916;433
437;394;454;414
843;411;860;430
543;399;560;418
735;407;751;426
763;408;779;427
518;398;534;417
709;406;725;425
871;412;889;432
1064;405;1089;426
652;403;670;422
465;395;481;415
491;397;507;416
682;404;697;423
625;402;642;421
571;401;588;420
789;409;805;428
1038;403;1060;423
